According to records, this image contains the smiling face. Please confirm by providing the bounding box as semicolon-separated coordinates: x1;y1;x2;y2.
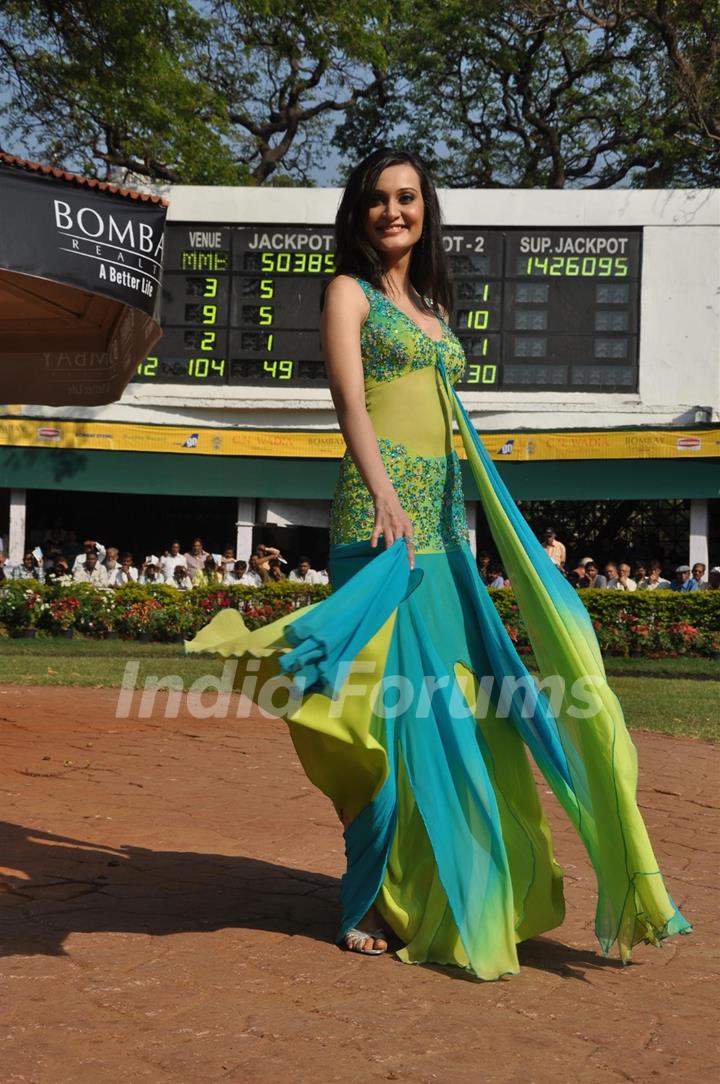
365;164;424;262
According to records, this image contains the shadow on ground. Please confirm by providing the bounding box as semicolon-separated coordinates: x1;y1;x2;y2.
1;819;621;984
0;819;340;958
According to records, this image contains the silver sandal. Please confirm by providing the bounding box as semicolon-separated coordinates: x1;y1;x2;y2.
343;927;388;955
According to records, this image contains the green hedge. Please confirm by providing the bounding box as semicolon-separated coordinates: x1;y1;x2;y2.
488;587;720;657
0;579;330;641
0;578;718;657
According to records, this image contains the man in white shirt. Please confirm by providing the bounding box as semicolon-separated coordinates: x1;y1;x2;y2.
607;562;637;591
224;559;253;585
110;553;139;586
239;557;264;586
160;541;187;583
288;557;321;584
168;565;193;591
72;540;106;572
139;558;162;584
73;551;109;587
103;547;121;583
638;562;670;590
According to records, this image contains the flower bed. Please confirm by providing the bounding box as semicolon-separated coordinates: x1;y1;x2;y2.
0;578;331;643
0;578;717;657
488;587;720;657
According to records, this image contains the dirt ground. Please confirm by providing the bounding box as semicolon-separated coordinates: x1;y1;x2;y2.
0;684;717;1084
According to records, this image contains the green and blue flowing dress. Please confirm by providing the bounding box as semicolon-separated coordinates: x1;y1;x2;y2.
186;277;691;980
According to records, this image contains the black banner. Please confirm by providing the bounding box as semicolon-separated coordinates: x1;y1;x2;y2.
0;166;165;317
0;160;167;406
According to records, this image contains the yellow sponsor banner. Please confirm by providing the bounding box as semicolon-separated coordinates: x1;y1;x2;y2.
0;415;718;461
479;428;720;462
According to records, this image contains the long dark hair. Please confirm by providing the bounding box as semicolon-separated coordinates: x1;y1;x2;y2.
330;147;453;315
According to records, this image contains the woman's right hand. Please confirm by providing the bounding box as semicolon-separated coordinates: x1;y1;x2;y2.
370;487;416;569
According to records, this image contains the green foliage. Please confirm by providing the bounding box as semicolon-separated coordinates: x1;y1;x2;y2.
0;578;332;641
0;0;239;183
580;588;720;633
333;0;720;188
0;0;396;185
69;583;116;635
2;0;715;186
0;579;717;657
0;579;46;628
487;586;720;657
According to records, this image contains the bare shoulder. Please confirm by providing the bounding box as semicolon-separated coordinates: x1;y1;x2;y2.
323;274;369;316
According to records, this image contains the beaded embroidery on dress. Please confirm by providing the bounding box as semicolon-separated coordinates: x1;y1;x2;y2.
329;278;470;552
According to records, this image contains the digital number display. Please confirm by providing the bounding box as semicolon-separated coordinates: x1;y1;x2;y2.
134;225;641;392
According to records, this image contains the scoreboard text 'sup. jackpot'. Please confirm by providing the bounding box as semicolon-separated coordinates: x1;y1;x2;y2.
135;225;641;393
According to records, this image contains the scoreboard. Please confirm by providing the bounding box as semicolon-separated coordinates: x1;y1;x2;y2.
134;224;642;393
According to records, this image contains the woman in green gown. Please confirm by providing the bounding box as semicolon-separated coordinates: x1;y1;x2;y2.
186;148;690;980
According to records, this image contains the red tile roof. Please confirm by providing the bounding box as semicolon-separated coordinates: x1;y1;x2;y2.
0;151;169;205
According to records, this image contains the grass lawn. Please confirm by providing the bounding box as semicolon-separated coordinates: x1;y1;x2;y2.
0;638;218;690
0;637;717;741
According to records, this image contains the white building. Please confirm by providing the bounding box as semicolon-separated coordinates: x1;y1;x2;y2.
2;187;718;569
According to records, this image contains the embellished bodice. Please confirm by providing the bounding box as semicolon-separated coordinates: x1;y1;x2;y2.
358;279;467;386
329;277;470;554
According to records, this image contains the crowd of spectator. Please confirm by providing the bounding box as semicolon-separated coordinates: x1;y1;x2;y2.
0;537;329;590
1;524;717;595
478;525;720;592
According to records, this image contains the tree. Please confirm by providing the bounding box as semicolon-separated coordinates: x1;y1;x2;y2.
580;0;720;185
0;0;236;183
0;0;396;185
332;0;720;188
1;0;716;187
204;0;394;184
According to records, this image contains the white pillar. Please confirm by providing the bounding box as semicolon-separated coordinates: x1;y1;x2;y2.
263;499;331;528
9;488;26;565
465;501;477;556
235;498;255;561
689;499;709;569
